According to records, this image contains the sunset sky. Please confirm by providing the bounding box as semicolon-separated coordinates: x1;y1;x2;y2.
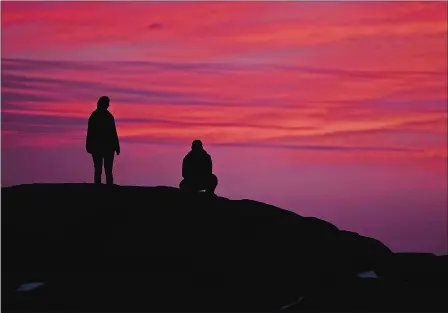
1;1;447;254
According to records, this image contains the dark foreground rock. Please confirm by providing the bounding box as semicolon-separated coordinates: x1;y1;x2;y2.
1;184;447;312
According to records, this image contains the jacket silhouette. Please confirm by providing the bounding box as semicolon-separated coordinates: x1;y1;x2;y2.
180;140;218;193
86;96;120;185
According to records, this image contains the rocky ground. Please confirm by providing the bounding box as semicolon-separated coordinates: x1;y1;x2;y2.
2;183;447;312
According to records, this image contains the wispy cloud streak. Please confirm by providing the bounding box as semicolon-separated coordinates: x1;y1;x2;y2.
1;2;446;163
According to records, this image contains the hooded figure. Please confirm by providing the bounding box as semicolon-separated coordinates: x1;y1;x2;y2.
179;140;218;193
86;96;120;185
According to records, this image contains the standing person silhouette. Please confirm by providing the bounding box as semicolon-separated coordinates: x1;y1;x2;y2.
86;96;120;185
179;140;218;193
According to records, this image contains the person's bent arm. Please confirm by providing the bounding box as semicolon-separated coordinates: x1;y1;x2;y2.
182;157;187;178
112;117;120;155
86;117;92;154
206;155;213;174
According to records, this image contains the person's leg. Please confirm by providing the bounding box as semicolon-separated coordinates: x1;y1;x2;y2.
179;179;186;189
180;178;196;191
92;154;103;184
104;152;115;185
208;174;218;193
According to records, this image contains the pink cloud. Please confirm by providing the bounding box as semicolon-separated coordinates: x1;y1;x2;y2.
1;2;447;254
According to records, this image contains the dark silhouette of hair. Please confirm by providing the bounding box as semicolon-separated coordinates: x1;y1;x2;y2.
191;139;203;150
97;96;110;110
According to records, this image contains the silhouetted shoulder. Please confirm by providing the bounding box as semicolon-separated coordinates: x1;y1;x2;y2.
183;151;192;162
88;110;97;120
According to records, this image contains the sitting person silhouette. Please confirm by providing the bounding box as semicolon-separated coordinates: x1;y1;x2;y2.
179;140;218;193
86;96;120;185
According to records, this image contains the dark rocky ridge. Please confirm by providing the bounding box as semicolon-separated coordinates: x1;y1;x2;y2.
1;183;447;312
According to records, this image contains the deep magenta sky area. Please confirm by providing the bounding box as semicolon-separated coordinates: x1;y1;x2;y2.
1;2;447;254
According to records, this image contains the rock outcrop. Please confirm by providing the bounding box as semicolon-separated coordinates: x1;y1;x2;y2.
1;184;446;312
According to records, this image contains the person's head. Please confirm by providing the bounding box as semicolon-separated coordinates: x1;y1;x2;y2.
191;139;203;151
97;96;110;110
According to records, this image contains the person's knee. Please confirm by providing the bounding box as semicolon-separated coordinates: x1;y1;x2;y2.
211;174;218;186
180;179;194;190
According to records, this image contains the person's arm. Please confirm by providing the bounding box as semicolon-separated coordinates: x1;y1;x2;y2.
112;116;120;155
206;154;213;174
182;156;187;178
86;116;92;154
